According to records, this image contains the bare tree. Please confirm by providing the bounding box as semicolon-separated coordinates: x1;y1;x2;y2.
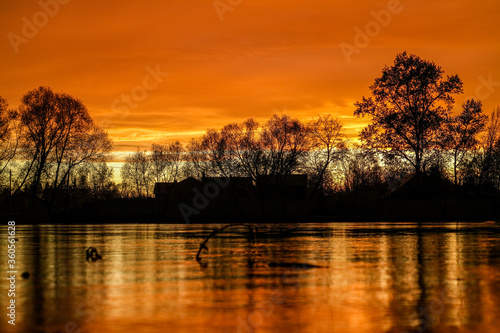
333;147;384;202
121;149;153;197
77;162;117;200
187;119;266;181
184;115;309;183
465;107;500;188
182;138;210;179
17;87;113;206
150;141;184;183
306;114;345;200
222;118;264;180
18;87;61;196
444;99;487;185
483;107;500;155
201;129;231;177
261;114;309;176
49;104;112;208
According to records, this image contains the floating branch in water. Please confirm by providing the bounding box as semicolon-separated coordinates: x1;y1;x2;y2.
196;224;258;262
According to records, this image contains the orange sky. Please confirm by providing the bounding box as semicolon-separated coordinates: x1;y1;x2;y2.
1;0;500;152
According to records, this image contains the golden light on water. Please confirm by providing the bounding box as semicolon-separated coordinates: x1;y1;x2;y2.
2;224;498;333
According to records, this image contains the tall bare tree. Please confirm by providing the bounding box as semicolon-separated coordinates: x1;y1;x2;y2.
306;114;345;200
121;149;153;197
333;147;384;202
18;87;61;195
201;129;231;177
221;118;264;180
77;162;117;200
478;108;500;187
50;96;112;205
150;141;184;182
261;114;309;176
17;87;113;203
444;99;487;185
182;138;210;179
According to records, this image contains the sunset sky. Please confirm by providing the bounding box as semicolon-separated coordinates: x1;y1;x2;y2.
1;0;500;154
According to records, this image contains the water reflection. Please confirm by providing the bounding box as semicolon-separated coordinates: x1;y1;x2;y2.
0;223;499;332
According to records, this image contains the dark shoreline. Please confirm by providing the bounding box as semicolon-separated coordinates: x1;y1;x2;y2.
2;213;496;225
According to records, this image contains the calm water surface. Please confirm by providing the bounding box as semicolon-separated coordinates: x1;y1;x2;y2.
1;222;499;333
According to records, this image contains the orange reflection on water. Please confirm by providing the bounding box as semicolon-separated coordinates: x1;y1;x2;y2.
0;223;499;333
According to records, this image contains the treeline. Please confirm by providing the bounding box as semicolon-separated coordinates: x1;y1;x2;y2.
120;52;500;207
2;52;500;217
119;107;500;201
120;114;343;199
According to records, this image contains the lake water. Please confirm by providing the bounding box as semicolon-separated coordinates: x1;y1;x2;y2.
1;222;499;333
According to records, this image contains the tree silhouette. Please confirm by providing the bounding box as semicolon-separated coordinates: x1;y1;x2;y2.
334;147;384;202
202;127;232;177
220;118;264;180
150;141;184;183
0;97;10;143
0;97;19;184
306;114;344;201
354;52;463;175
18;87;61;196
17;87;112;202
75;162;117;200
121;149;153;197
190;115;309;182
183;138;210;179
261;114;308;176
464;107;500;189
444;99;487;185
